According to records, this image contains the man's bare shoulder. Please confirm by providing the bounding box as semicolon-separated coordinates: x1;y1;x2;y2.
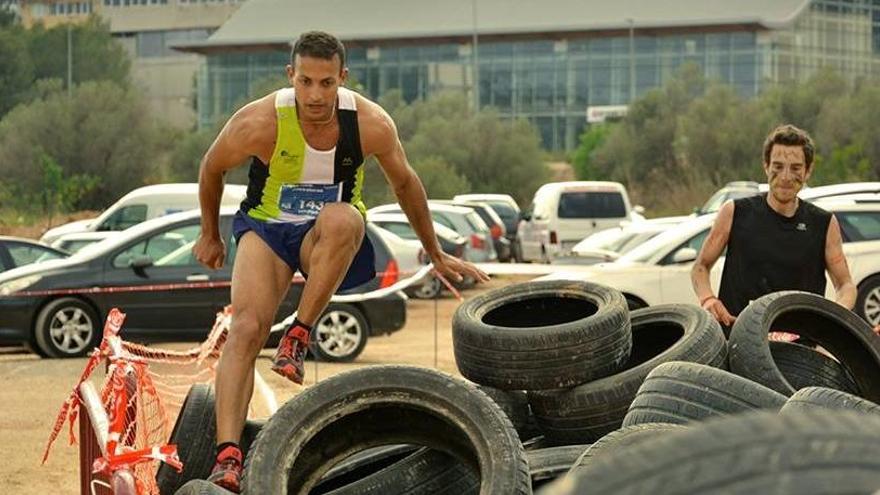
222;92;277;155
353;92;396;156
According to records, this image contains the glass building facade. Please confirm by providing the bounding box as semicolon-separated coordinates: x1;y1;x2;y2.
195;0;880;150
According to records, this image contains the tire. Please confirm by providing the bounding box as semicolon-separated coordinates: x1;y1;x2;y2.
551;410;880;495
769;341;859;394
310;304;369;362
527;445;589;490
241;365;530;495
34;297;101;358
156;384;216;494
172;479;231;495
452;280;631;390
311;446;419;494
779;386;880;416
622;361;787;427
408;276;442;299
856;275;880;327
528;305;726;443
728;291;880;401
321;448;479;495
476;386;539;439
569;423;686;474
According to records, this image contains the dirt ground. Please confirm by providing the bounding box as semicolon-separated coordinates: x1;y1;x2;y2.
0;275;529;494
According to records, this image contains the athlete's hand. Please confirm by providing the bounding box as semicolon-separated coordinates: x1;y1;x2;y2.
431;252;490;285
193;234;226;270
702;297;737;326
873;324;880;336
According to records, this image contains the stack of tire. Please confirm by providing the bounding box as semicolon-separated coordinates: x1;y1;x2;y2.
163;283;880;494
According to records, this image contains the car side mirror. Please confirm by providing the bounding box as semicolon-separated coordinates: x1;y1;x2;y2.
633;205;645;215
129;255;154;270
671;247;698;264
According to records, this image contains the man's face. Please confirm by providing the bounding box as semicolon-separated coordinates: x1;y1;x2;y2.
764;144;811;203
286;54;347;122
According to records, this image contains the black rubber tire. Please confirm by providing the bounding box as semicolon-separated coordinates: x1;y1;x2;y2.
855;274;880;328
241;365;531;495
547;410;880;495
728;290;880;401
779;386;880;416
309;303;369;362
769;341;859;394
452;280;631;390
622;361;787;427
476;385;540;439
522;435;554;451
322;448;479;495
173;479;232;494
157;384;216;494
569;423;686;474
34;297;101;358
528;305;726;443
311;446;419;494
527;445;589;491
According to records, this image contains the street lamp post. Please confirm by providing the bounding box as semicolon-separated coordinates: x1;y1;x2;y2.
472;0;479;111
626;18;635;102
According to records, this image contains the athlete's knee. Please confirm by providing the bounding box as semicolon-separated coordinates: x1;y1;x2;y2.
316;204;364;246
227;311;270;358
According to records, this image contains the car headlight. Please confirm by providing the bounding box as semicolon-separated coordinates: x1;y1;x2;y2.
0;275;43;296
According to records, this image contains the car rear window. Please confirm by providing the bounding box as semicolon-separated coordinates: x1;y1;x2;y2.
558;191;627;219
465;211;489;232
486;201;518;220
378;222;419;240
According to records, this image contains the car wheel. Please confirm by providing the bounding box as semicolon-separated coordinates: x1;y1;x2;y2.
34;297;101;358
412;276;442;299
857;275;880;327
310;304;369;362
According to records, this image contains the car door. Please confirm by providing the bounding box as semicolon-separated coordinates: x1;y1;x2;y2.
99;219;233;338
657;228;722;304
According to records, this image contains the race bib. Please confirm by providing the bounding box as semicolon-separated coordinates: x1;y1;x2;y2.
279;183;342;218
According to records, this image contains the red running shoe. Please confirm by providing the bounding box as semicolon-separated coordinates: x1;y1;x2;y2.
271;324;310;384
207;445;242;493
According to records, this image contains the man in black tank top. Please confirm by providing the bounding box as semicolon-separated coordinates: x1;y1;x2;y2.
691;125;856;334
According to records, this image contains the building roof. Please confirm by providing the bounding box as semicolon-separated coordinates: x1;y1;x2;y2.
175;0;810;53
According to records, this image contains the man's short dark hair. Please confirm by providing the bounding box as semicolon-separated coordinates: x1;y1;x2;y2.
763;124;815;169
291;31;346;69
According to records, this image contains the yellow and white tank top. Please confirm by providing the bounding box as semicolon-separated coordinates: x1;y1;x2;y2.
240;87;366;224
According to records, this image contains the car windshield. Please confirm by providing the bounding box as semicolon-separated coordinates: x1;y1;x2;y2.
575;228;631;253
619;219;712;264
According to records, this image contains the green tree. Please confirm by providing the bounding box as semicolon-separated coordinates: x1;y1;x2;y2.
27;17;130;90
571;123;615;180
0;80;166;210
36;150;99;224
0;26;34;116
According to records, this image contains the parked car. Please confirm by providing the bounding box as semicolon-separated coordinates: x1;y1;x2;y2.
538;200;880;327
432;200;511;262
49;231;116;254
0;236;69;274
694;181;767;216
40;183;247;244
368;203;497;263
454;194;522;261
562;217;687;265
369;212;469;298
517;181;644;263
695;181;880;216
0;207;406;360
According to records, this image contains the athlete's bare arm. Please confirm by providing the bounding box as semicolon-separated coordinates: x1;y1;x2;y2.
194;94;276;269
692;200;737;325
825;215;857;309
357;96;488;283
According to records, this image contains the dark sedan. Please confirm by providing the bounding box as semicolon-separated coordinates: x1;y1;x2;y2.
0;236;69;273
0;207;406;360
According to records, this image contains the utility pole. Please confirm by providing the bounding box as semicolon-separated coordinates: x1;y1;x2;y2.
626;18;635;102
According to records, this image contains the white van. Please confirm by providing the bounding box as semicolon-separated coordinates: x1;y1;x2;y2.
517;181;643;262
41;183;247;244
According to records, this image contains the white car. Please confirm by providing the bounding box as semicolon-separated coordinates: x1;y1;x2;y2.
566;217;689;265
539;200;880;326
49;231;117;254
40;183;247;244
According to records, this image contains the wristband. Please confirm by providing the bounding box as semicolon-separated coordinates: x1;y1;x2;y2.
700;295;717;307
